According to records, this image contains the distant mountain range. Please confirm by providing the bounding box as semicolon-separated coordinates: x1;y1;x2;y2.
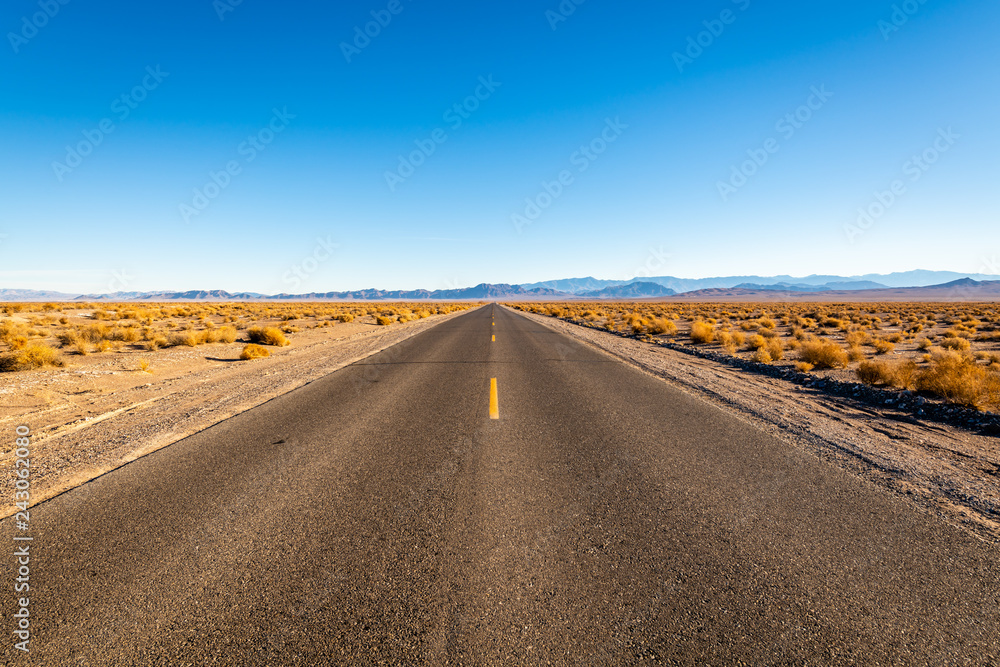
670;278;1000;302
0;284;565;302
2;271;999;301
520;270;1000;294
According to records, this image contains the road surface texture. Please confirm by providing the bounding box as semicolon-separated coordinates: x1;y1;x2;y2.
2;305;998;665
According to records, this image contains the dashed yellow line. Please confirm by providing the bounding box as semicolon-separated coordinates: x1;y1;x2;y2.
492;334;495;342
489;378;499;420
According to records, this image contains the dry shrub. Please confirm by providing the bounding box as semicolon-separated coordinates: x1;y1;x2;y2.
871;339;895;355
847;346;865;363
216;326;237;343
940;337;971;352
0;343;64;372
844;330;870;347
799;339;849;369
240;344;270;360
169;333;199;348
795;361;815;373
80;324;109;343
717;330;737;353
57;330;82;348
146;337;168;351
747;334;766;351
690;321;715;344
915;352;1000;410
107;327;140;343
375;316;395;326
752;347;772;364
766;338;784;361
337;314;355;323
247;326;290;346
650;318;677;336
857;359;918;389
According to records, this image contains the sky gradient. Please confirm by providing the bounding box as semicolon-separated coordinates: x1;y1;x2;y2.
2;0;998;293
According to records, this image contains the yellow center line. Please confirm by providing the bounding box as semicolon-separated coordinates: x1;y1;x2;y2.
489;378;499;420
492;334;495;342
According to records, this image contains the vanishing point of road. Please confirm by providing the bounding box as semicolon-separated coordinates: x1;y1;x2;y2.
2;305;997;664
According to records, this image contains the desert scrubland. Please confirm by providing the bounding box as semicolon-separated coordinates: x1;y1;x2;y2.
511;301;1000;412
0;301;473;510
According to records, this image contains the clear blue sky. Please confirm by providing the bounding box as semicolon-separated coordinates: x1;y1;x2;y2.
2;0;997;293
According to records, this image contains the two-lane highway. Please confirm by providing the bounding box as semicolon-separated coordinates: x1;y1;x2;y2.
2;304;998;664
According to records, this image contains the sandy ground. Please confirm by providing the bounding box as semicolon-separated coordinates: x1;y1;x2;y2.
0;310;471;515
517;309;1000;544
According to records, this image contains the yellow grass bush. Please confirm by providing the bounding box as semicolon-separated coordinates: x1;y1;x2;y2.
240;344;270;360
915;352;1000;410
0;343;64;372
649;318;678;336
871;339;895;355
216;326;238;343
766;338;784;361
107;327;141;343
247;326;290;346
940;337;971;352
717;330;737;353
168;333;199;348
690;321;715;344
798;339;849;369
857;359;918;389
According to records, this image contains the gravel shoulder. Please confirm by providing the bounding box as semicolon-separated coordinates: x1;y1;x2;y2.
516;308;1000;543
0;310;470;515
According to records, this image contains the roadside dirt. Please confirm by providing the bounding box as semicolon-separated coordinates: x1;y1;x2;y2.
518;309;1000;544
0;311;470;514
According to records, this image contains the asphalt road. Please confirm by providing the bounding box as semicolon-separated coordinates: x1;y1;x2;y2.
2;304;998;665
